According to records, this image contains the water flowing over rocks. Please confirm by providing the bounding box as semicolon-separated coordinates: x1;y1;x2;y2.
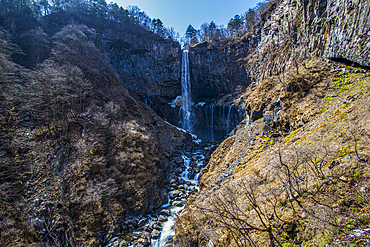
137;0;369;144
107;143;213;247
171;0;370;246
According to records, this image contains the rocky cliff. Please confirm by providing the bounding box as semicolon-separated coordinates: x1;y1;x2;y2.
174;0;370;245
175;54;370;247
1;0;369;245
156;0;369;143
186;0;370;103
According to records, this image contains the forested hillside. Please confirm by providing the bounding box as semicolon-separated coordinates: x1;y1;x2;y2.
0;1;193;246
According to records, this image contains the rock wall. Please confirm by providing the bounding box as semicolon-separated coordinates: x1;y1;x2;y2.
165;0;369;141
187;41;252;102
26;12;183;101
103;23;182;100
187;0;370;98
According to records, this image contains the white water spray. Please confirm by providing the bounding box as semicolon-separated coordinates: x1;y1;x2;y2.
210;103;215;142
226;103;234;133
181;50;192;131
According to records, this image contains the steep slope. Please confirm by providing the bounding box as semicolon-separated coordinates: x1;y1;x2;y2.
3;10;182;110
175;57;370;247
7;10;184;136
174;0;370;245
0;25;192;246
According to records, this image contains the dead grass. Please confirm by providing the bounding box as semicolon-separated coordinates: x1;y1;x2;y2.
175;59;370;246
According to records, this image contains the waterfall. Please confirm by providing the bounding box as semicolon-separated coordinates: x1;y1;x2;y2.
226;104;234;133
210;103;214;142
181;50;192;131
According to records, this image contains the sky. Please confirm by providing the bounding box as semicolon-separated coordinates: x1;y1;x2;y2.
114;0;262;36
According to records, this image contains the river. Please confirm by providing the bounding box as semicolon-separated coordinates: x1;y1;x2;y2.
107;143;213;247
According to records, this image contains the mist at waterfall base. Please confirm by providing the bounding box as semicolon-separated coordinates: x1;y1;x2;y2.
178;50;242;142
192;103;240;142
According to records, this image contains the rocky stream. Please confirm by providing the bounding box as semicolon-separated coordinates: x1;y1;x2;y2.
107;142;215;247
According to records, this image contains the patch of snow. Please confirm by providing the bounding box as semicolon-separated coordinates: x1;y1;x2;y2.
165;121;202;144
165;121;187;133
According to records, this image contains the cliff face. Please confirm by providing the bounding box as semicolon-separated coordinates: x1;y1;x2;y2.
187;41;251;101
176;57;370;247
101;21;182;100
174;0;370;245
186;0;369;100
9;11;182;101
169;0;367;142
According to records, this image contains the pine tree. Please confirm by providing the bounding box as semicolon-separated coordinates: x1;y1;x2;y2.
228;14;243;36
185;24;198;45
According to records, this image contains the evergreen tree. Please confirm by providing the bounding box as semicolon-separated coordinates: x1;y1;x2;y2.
185;24;198;45
209;21;219;40
228;14;243;36
152;18;164;34
244;8;257;30
91;0;107;18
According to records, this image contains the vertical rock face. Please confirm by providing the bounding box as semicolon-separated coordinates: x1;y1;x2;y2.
186;0;369;97
187;41;252;102
164;0;369;141
105;28;182;99
39;12;183;101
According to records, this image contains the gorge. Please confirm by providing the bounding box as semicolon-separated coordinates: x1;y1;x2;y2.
1;0;370;246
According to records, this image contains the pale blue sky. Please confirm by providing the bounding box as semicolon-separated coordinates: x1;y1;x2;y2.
114;0;262;36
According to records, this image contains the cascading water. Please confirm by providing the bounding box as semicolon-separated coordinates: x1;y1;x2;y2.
210;103;215;142
181;50;192;132
226;103;234;133
106;144;211;247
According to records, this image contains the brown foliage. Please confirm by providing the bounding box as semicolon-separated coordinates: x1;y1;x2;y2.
0;25;190;246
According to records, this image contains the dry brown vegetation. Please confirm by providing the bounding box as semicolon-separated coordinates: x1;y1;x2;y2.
175;59;370;246
0;25;190;246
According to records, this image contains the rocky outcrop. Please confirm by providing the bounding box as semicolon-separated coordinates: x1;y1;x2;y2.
186;0;370;100
159;0;369;141
101;21;182;100
9;11;182;100
187;41;252;101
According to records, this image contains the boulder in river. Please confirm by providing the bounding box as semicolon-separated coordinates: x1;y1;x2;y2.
172;199;186;206
158;215;168;222
169;190;181;199
151;229;161;239
140;231;151;241
117;240;128;247
133;238;149;247
152;223;162;231
137;218;148;227
159;208;171;216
